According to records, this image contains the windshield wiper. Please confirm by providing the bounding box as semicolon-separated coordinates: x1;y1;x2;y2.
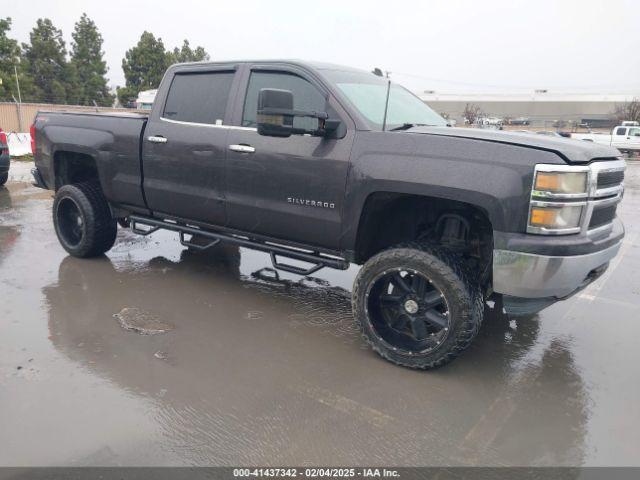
389;123;432;131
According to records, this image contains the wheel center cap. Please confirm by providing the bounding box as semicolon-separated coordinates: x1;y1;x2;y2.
404;299;419;314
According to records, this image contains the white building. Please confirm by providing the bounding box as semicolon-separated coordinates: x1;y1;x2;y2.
420;92;638;128
136;89;157;110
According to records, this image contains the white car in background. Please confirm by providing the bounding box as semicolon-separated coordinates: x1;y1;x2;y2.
572;124;640;153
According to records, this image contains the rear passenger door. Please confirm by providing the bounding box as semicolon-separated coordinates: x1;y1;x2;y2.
142;67;237;225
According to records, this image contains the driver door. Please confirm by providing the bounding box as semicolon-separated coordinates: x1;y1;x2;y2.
225;67;354;250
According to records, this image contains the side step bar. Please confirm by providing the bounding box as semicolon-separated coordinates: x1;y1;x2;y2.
128;215;350;274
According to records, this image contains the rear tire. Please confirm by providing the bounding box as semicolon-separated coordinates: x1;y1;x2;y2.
353;244;483;369
0;172;7;186
53;182;117;258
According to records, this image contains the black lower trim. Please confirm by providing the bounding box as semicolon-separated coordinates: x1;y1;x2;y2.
502;295;557;316
31;167;48;189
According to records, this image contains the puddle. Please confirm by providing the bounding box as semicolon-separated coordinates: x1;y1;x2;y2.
113;307;174;335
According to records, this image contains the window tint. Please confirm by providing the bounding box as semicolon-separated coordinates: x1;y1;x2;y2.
242;71;326;130
615;127;627;136
322;69;446;130
163;71;234;124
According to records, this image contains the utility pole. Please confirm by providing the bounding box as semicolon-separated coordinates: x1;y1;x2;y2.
14;65;23;131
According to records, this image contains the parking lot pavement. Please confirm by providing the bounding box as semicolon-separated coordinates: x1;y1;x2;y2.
1;162;639;467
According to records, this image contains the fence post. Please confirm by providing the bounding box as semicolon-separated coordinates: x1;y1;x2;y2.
15;100;23;132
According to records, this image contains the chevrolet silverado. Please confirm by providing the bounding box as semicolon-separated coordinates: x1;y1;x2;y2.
31;60;626;369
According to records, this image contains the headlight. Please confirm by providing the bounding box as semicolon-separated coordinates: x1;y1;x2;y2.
529;203;583;232
533;171;588;196
528;164;591;235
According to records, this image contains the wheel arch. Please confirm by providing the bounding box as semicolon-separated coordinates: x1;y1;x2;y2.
53;150;100;190
351;190;496;266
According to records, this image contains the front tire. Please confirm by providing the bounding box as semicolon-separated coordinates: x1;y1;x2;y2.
353;244;483;369
53;182;117;258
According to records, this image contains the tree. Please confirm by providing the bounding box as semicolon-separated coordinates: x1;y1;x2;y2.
118;31;170;106
70;13;114;106
169;39;209;64
22;18;69;104
463;103;482;125
0;17;22;101
613;98;640;124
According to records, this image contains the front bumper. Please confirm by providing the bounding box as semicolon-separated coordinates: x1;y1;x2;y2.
493;219;624;299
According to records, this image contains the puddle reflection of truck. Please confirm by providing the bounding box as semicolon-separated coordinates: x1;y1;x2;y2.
571;122;640;154
30;60;626;369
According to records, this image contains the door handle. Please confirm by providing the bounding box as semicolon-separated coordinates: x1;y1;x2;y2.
148;135;168;144
229;144;255;153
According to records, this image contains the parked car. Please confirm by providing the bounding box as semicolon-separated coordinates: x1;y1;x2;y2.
477;116;503;129
572;124;640;153
0;128;9;186
509;117;531;125
31;60;626;369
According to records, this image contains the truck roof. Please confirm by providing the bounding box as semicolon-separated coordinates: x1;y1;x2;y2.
169;59;366;73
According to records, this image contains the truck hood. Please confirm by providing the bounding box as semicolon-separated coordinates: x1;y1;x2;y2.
407;126;620;164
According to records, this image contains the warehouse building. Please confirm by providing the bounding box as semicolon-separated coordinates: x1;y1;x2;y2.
420;92;638;129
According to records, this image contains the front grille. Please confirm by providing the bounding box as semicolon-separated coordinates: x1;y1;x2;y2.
597;170;624;189
589;205;617;229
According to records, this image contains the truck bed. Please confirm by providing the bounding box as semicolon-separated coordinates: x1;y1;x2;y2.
34;110;149;211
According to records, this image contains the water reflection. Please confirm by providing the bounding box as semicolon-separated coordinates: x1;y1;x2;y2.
0;188;19;265
43;243;588;465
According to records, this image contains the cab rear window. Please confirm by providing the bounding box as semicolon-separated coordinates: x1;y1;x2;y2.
163;71;234;124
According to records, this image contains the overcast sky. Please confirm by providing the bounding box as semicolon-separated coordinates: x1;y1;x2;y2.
7;0;640;94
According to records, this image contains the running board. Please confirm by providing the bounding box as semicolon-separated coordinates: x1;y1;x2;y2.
128;215;350;274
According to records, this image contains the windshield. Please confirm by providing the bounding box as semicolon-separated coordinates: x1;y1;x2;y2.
322;69;447;130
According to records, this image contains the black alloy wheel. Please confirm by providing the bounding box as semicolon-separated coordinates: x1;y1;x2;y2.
366;268;450;355
56;197;85;248
352;244;483;369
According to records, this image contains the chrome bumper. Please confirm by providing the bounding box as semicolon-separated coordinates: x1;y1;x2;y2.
493;240;622;299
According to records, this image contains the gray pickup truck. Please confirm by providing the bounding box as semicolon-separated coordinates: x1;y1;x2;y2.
31;60;625;369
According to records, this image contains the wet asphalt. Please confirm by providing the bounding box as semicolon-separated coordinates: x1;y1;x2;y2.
1;161;639;467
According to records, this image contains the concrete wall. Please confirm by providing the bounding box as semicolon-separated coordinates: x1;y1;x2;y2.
424;99;619;128
0;102;133;132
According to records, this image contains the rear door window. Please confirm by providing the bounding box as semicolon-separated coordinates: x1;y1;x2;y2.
163;71;234;124
615;127;627;136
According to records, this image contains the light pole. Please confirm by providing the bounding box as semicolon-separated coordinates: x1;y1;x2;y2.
14;65;23;131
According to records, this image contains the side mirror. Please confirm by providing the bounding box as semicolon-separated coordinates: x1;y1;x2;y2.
257;88;341;138
257;88;295;138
